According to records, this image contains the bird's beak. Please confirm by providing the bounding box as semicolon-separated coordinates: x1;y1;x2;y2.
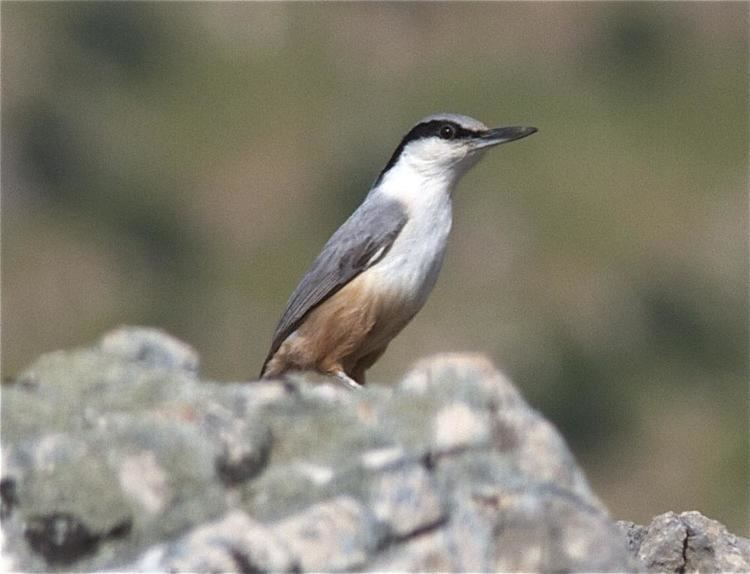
474;126;538;149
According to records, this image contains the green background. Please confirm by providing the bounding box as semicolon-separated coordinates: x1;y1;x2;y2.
3;2;747;534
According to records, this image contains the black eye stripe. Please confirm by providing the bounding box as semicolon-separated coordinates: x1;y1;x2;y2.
412;120;480;141
375;120;484;185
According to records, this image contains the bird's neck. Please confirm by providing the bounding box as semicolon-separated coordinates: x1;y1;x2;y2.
372;160;461;215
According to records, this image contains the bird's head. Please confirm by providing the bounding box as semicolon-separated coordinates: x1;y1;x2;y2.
376;113;537;188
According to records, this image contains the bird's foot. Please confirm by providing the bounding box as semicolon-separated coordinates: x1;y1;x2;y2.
333;370;363;391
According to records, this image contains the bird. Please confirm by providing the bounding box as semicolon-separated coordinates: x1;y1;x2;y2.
260;113;537;389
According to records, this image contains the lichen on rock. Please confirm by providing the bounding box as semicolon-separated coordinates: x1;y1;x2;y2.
2;327;747;572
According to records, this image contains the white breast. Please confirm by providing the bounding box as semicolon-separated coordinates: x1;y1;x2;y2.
366;170;454;314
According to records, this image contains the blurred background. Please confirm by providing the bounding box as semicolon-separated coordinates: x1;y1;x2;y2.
2;3;747;534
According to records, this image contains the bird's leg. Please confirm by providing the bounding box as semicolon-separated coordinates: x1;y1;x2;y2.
351;345;388;385
333;370;363;391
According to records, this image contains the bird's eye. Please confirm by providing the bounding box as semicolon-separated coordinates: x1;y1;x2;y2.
439;124;456;140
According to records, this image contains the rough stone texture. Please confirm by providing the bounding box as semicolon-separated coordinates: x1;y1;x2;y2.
129;510;295;573
99;326;200;374
272;495;379;572
618;511;750;573
370;464;445;539
2;327;746;572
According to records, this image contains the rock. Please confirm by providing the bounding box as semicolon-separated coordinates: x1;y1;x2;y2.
200;403;273;485
99;326;200;373
370;529;455;572
484;485;633;572
432;401;491;451
272;496;380;572
2;328;746;572
128;510;295;573
618;511;750;572
369;464;445;539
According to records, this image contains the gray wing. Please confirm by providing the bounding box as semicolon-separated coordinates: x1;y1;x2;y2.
260;196;407;375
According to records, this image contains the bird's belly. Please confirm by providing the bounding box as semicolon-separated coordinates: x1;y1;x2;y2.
363;214;450;318
346;271;429;359
363;217;450;340
366;254;442;318
279;270;426;371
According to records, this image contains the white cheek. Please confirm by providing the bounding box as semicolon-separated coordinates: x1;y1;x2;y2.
420;139;464;160
405;140;467;176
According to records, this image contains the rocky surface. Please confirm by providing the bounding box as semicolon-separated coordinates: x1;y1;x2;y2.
618;511;750;573
2;327;747;572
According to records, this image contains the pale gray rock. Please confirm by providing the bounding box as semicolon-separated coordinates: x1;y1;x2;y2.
485;484;633;572
619;511;750;573
432;401;491;452
99;325;200;373
441;492;495;571
370;464;445;539
400;354;600;509
2;329;745;573
200;403;273;485
129;510;296;573
370;488;496;572
370;529;455;572
271;496;381;572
